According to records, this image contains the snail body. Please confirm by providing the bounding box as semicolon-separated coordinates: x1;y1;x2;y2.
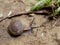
8;20;24;36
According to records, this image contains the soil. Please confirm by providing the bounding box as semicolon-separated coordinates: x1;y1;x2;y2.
0;0;60;45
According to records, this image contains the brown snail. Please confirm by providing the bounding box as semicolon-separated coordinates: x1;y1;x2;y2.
8;20;24;37
8;18;36;37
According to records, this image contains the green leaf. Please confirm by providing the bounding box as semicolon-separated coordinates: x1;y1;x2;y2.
50;7;60;16
53;0;60;5
30;0;52;11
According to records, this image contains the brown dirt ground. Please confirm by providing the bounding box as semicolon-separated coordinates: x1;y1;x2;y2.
0;0;60;45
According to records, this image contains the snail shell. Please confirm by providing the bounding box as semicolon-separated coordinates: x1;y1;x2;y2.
8;20;24;36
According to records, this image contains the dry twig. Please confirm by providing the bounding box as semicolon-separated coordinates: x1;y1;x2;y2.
0;10;51;22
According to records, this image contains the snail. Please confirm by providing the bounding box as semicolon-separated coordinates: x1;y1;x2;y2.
8;18;37;37
8;20;24;37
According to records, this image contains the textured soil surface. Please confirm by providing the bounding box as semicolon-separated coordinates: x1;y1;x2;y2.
0;0;60;45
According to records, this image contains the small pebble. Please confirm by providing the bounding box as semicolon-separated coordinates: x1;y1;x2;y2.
0;13;3;18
